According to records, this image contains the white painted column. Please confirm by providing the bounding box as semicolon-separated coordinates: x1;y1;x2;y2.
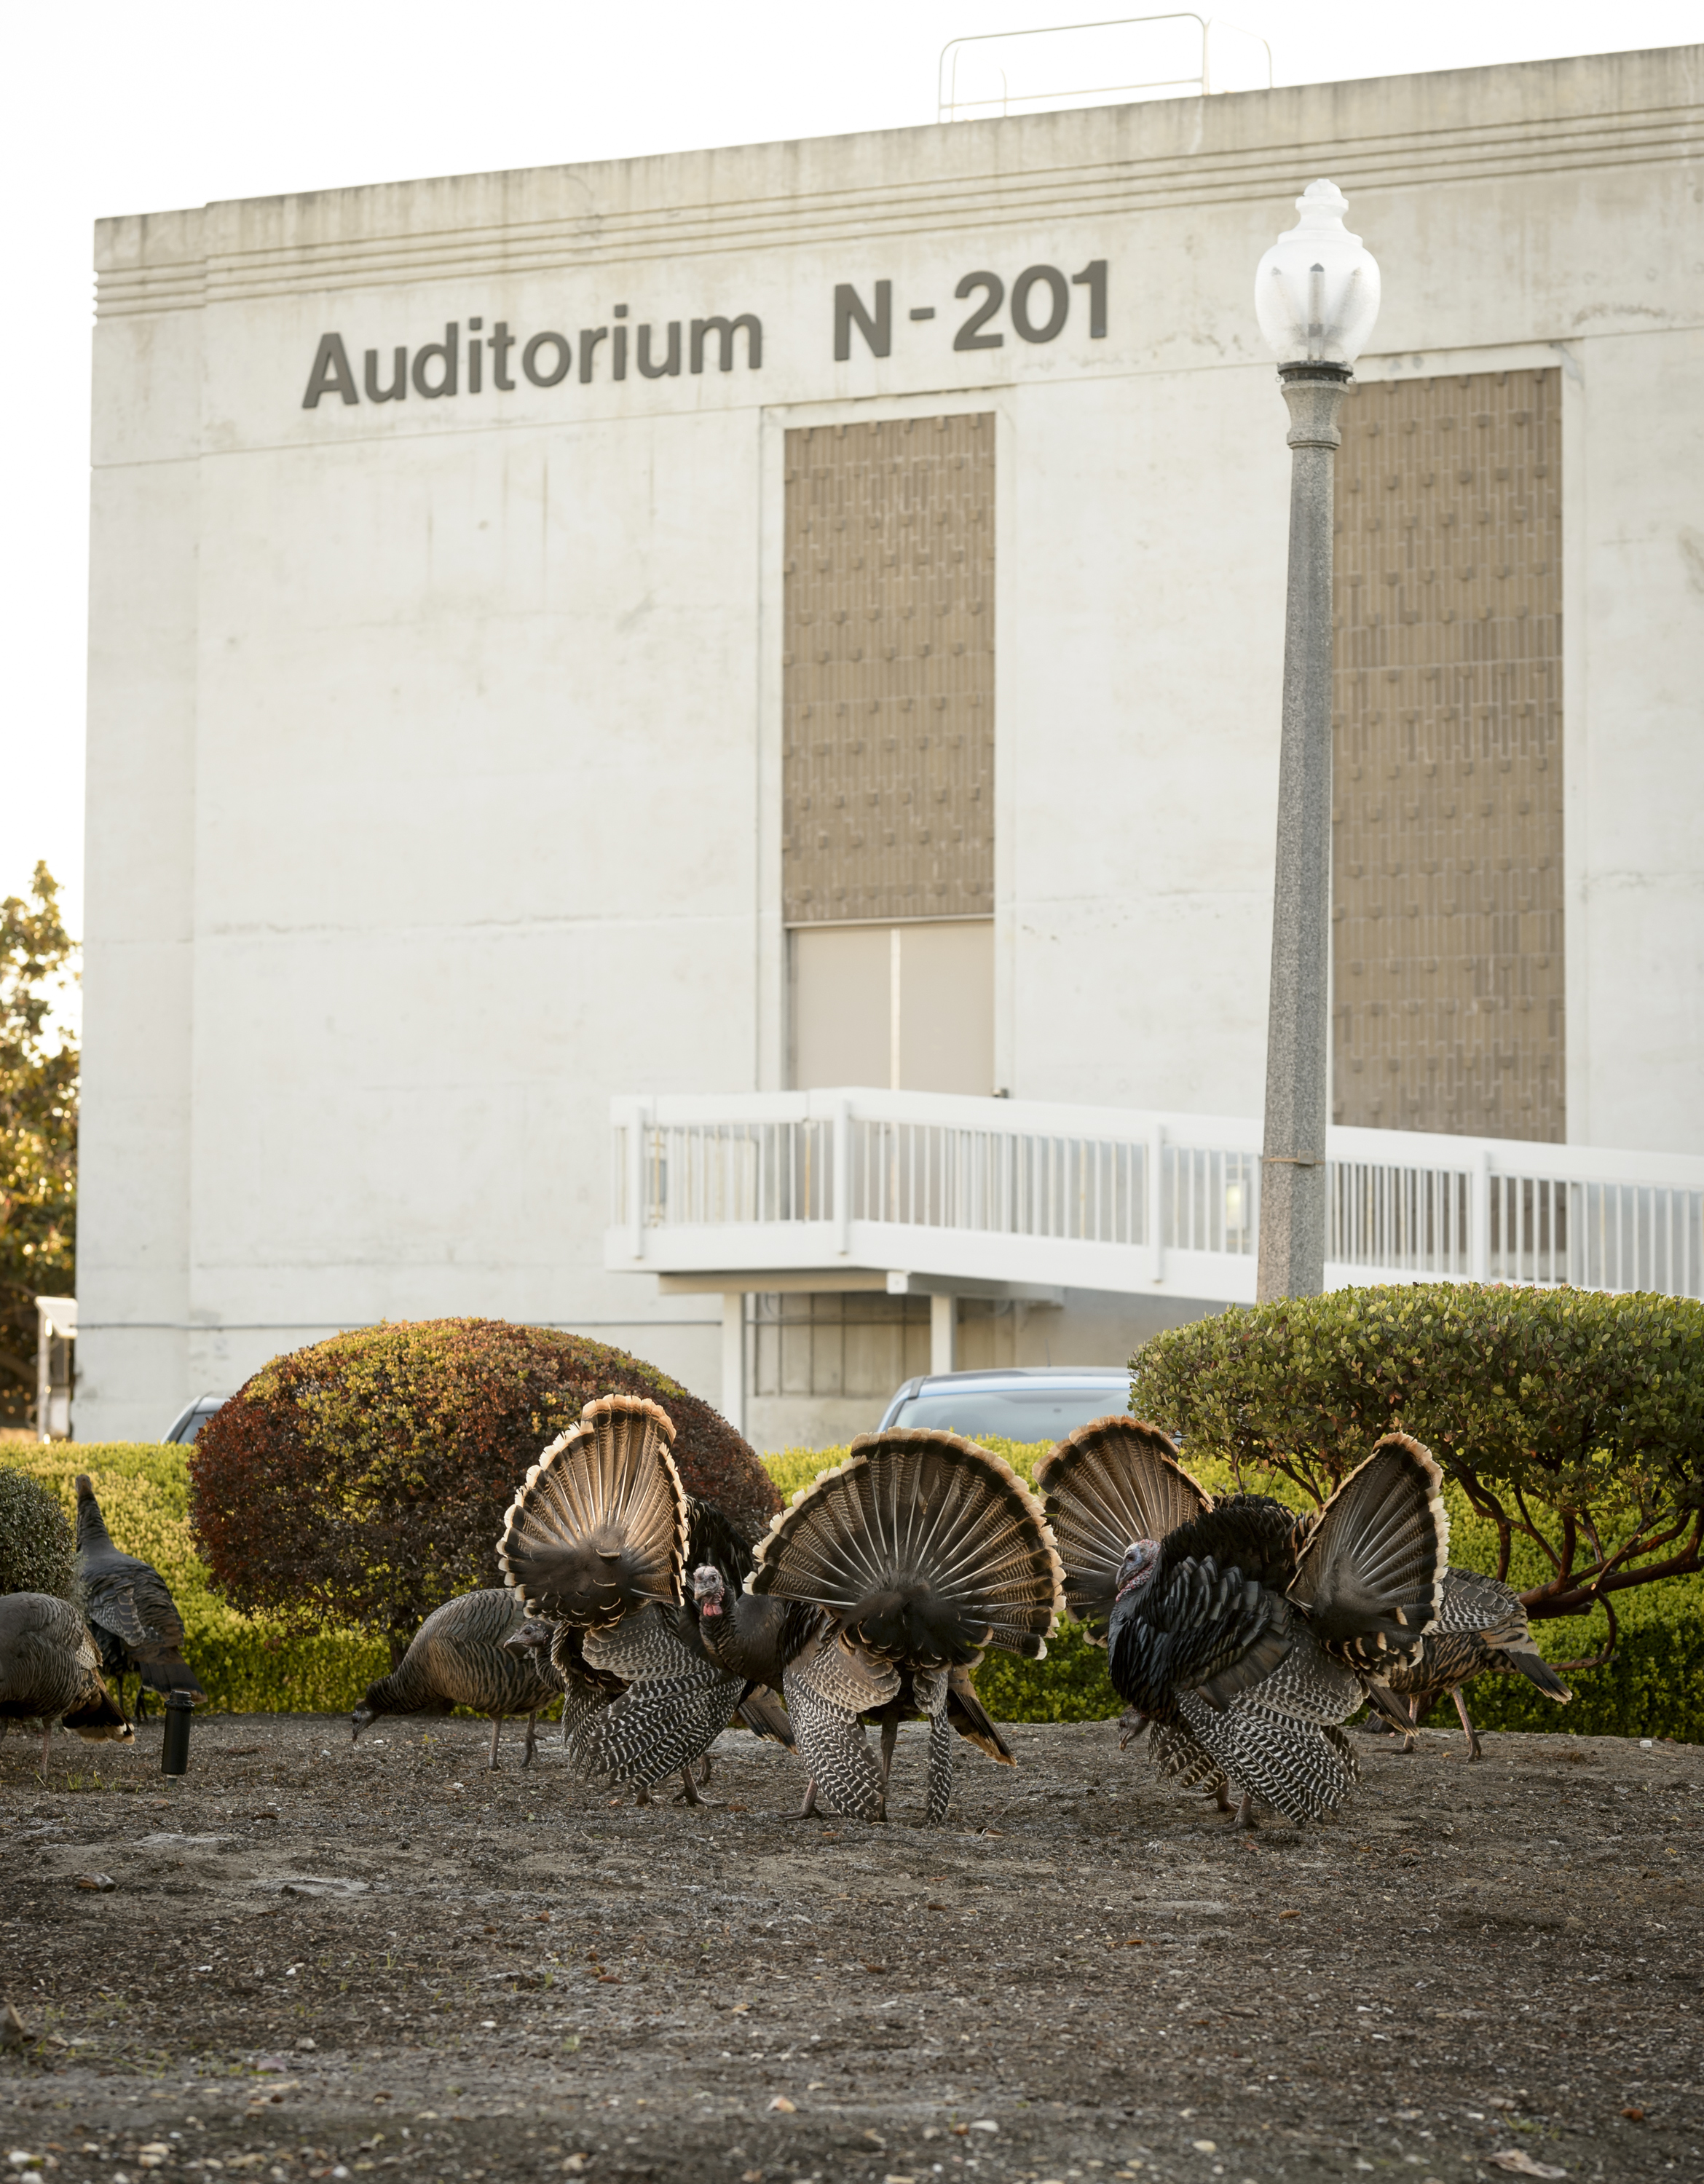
721;1291;746;1439
930;1292;956;1377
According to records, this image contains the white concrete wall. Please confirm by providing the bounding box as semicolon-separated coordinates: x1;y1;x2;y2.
78;45;1704;1440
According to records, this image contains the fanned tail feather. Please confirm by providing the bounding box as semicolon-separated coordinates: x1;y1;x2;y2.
1289;1433;1449;1670
497;1394;688;1629
748;1430;1063;1666
1034;1417;1211;1637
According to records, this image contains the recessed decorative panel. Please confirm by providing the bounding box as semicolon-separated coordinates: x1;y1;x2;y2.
1333;368;1564;1142
783;415;995;926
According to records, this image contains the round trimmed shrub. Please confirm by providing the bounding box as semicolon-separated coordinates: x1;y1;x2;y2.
1131;1283;1704;1650
189;1318;778;1663
0;1464;76;1599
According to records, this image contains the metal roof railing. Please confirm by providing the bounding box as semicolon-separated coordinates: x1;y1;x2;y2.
936;13;1273;124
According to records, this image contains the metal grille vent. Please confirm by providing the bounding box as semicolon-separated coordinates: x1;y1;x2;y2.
1333;366;1564;1143
782;415;995;926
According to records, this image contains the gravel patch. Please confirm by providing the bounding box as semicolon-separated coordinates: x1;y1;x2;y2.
2;1712;1698;2181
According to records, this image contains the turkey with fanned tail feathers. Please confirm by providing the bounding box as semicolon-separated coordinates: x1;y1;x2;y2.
1038;1417;1448;1826
741;1429;1062;1822
497;1393;766;1803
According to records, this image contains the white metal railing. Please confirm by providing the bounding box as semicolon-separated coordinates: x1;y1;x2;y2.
936;15;1274;124
607;1089;1704;1305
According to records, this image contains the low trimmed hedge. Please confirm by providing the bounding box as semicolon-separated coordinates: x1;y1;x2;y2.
2;1444;390;1714
9;1433;1702;1739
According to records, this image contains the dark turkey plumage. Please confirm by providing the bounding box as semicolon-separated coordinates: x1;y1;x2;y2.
74;1473;205;1721
743;1431;1061;1822
0;1591;134;1773
1045;1422;1448;1826
352;1587;563;1767
1368;1565;1572;1757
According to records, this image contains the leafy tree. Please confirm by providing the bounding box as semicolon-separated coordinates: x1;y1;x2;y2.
189;1318;781;1665
0;863;77;1427
1130;1283;1704;1668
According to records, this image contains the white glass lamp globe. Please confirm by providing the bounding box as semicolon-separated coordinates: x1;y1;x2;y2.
1254;179;1381;368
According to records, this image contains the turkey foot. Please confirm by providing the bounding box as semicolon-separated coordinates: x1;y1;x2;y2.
1453;1688;1483;1761
1210;1784;1234;1814
673;1766;721;1808
789;1779;820;1821
1233;1792;1260;1830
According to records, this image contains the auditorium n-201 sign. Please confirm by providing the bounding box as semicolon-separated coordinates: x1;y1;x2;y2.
301;264;1109;406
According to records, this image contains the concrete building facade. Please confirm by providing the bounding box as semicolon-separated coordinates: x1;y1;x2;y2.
78;45;1704;1445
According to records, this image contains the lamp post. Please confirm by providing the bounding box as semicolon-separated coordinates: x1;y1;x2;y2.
1253;179;1381;1302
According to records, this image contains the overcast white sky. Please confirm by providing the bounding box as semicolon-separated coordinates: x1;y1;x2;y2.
2;1;1697;949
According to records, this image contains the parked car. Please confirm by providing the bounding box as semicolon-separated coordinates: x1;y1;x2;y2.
161;1394;231;1446
876;1365;1130;1445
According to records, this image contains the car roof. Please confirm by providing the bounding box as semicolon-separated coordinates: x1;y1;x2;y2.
892;1366;1127;1393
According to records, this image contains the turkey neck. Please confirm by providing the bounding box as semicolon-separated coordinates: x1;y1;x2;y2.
74;1481;117;1556
364;1648;437;1719
697;1593;807;1686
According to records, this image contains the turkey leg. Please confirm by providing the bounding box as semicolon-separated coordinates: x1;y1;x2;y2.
1233;1791;1260;1830
790;1778;820;1821
1453;1687;1483;1762
673;1765;721;1807
521;1710;539;1768
485;1716;504;1770
877;1718;899;1823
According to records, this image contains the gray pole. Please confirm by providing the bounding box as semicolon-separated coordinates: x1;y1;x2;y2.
1256;363;1349;1303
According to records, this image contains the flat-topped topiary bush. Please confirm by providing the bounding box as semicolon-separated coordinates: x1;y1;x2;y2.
191;1318;778;1667
1130;1283;1704;1675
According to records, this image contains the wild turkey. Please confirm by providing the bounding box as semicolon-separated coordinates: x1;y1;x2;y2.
74;1473;205;1722
1367;1565;1572;1757
351;1588;562;1766
498;1393;756;1803
687;1562;1007;1817
738;1430;1062;1823
0;1591;134;1773
1038;1416;1448;1827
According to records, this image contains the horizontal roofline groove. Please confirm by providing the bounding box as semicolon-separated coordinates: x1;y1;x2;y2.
95;103;1703;318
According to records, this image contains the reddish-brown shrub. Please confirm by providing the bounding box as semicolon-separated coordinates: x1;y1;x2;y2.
189;1318;778;1662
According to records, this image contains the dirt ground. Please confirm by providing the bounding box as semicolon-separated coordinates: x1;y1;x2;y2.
1;1712;1698;2184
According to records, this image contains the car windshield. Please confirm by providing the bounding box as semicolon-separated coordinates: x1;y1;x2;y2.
888;1385;1127;1444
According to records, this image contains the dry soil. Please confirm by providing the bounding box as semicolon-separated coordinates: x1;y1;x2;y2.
1;1713;1698;2184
